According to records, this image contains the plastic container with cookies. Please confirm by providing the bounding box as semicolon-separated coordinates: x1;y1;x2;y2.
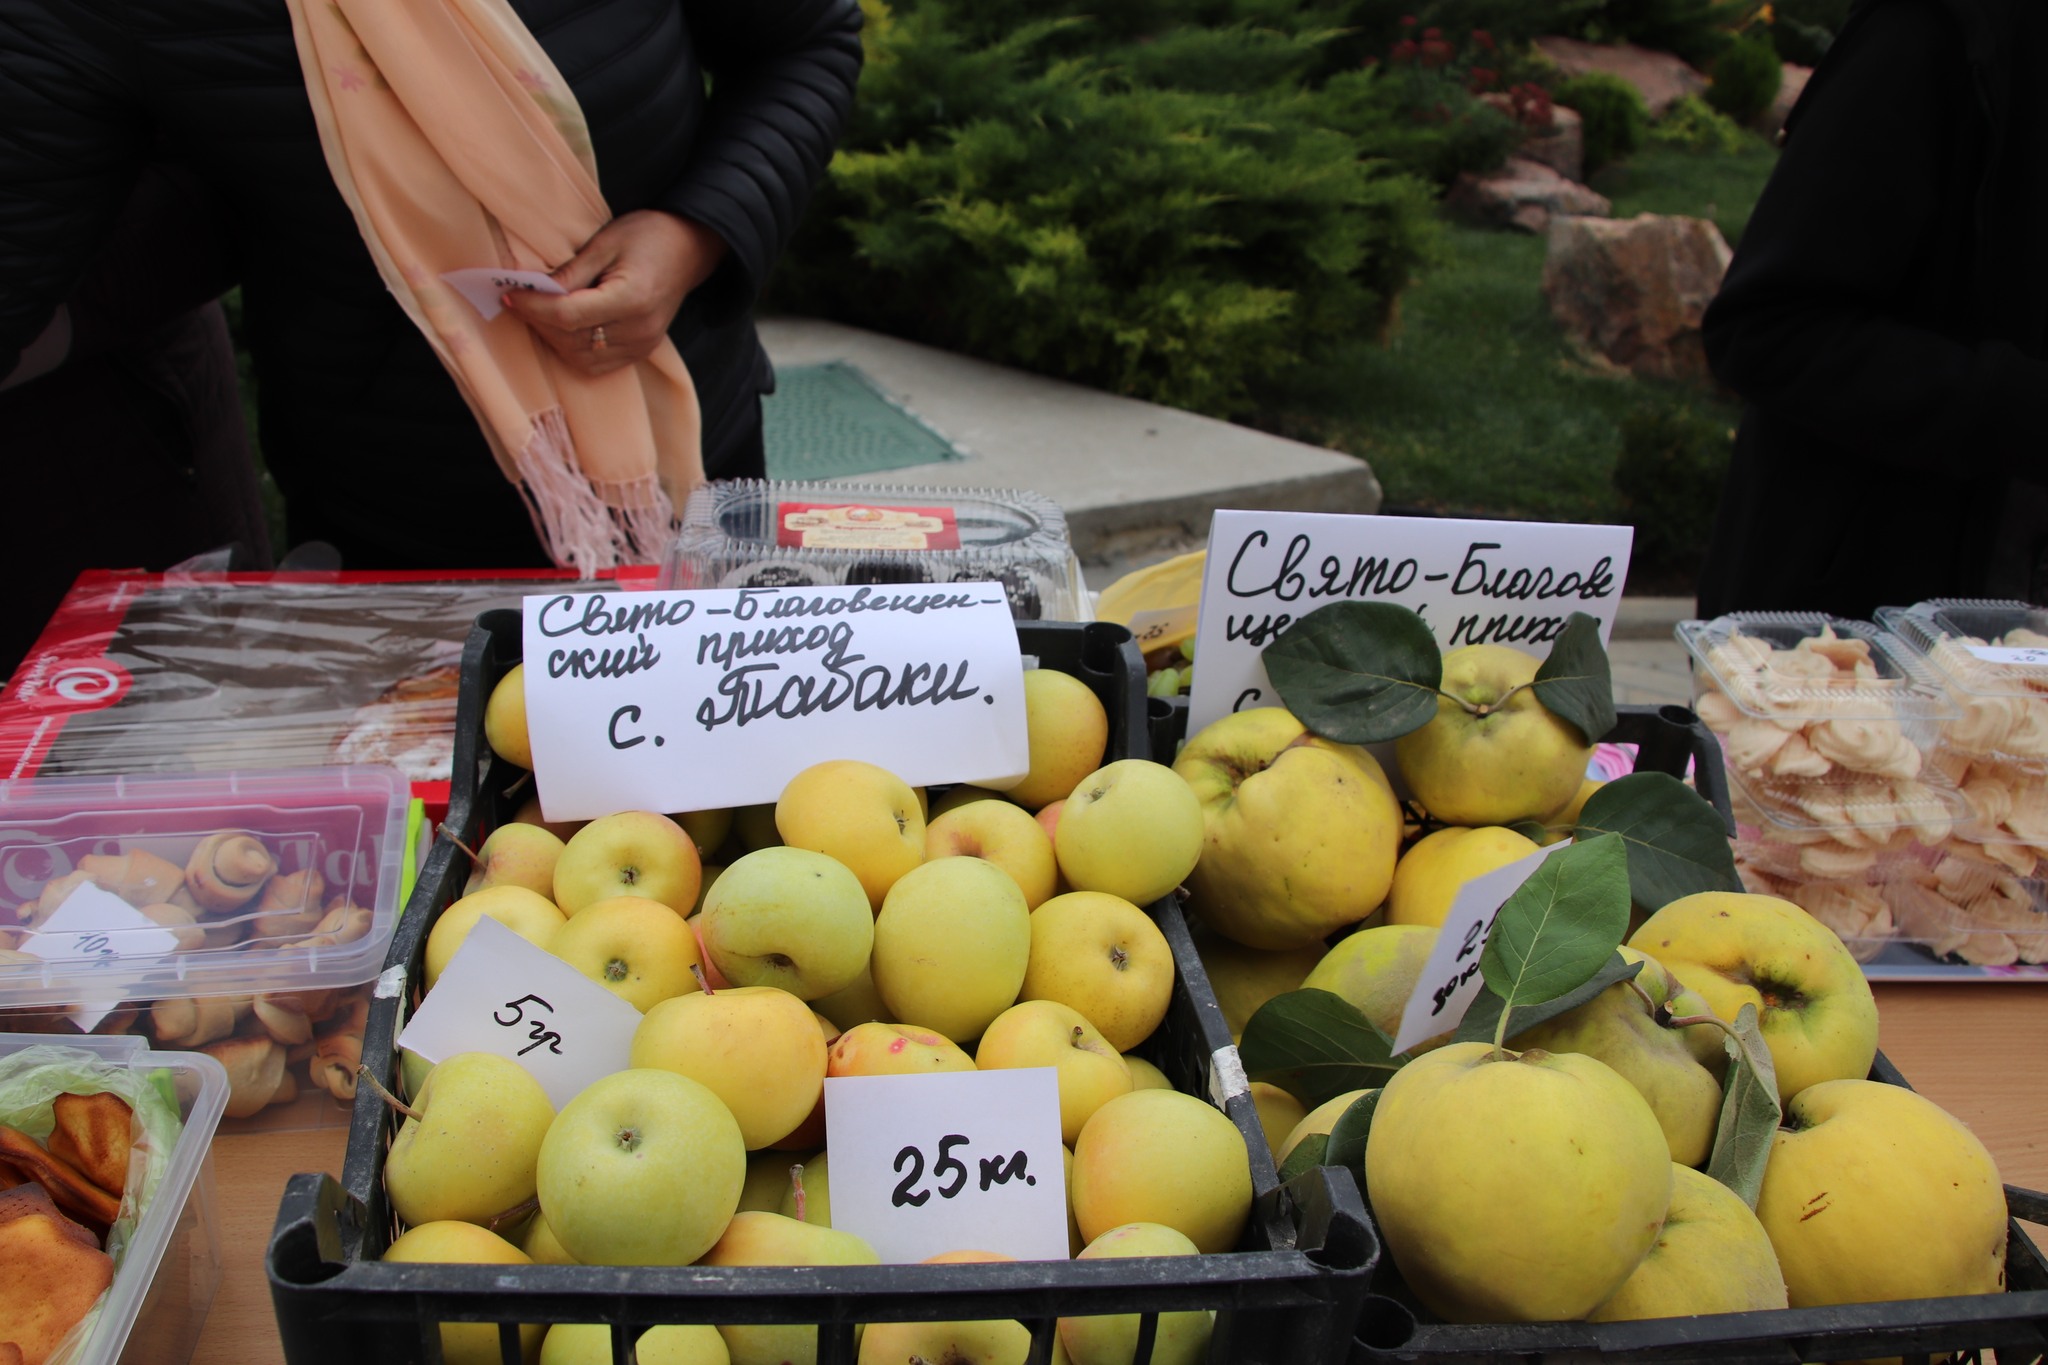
0;767;408;1129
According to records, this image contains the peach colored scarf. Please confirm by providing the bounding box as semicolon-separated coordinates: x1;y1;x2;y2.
285;0;703;572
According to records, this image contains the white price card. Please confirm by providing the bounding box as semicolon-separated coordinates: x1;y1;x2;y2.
825;1068;1069;1264
395;915;641;1110
20;883;183;1032
440;268;566;321
1966;645;2048;667
522;584;1030;821
1391;842;1571;1055
1185;512;1634;738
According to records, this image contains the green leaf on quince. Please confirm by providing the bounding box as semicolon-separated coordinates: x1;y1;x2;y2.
1261;602;1443;745
1479;834;1632;1029
1275;1132;1329;1184
1705;1002;1781;1209
1532;611;1617;745
1322;1089;1380;1175
1576;771;1744;910
1238;988;1404;1108
1456;950;1644;1046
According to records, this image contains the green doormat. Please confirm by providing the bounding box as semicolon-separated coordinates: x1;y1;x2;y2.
763;361;967;481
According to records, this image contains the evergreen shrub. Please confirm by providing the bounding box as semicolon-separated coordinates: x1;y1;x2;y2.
1707;31;1784;127
1613;397;1733;580
1553;72;1649;174
1649;94;1750;154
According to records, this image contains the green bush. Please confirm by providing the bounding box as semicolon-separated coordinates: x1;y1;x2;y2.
1770;0;1853;63
1648;94;1749;154
1572;0;1748;68
771;2;1442;418
1612;396;1733;581
1554;72;1648;174
1707;31;1783;127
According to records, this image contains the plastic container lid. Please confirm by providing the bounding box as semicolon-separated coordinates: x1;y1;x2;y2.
0;1032;228;1365
1678;614;1958;724
1878;599;2048;696
661;479;1089;622
0;766;408;1010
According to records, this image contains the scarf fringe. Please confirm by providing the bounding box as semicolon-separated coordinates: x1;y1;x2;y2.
512;407;676;576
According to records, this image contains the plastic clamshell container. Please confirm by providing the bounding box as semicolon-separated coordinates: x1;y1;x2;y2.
661;478;1090;622
1878;600;2048;769
0;766;409;1010
266;609;1376;1365
0;1031;229;1365
1679;614;1959;726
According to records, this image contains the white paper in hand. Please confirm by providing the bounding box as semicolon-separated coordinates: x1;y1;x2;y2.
395;915;642;1110
440;268;566;321
1391;841;1571;1054
825;1068;1068;1264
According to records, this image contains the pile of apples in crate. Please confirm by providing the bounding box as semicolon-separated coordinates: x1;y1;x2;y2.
387;664;1244;1365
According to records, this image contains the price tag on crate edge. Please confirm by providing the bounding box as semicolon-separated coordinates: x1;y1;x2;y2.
395;915;641;1110
522;583;1030;821
1185;511;1633;739
825;1068;1069;1264
1391;841;1571;1054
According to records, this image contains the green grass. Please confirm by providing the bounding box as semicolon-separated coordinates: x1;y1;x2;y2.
1593;133;1780;246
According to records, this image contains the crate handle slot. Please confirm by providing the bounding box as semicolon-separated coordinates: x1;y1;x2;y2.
269;1172;359;1285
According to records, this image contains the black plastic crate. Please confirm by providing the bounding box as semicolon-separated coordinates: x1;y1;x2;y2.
267;610;1377;1365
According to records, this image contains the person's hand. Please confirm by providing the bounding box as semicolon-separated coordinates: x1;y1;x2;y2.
501;210;727;378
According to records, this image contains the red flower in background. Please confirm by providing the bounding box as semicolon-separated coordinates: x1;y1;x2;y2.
1472;29;1496;51
1418;35;1454;66
1467;66;1499;92
1390;37;1420;63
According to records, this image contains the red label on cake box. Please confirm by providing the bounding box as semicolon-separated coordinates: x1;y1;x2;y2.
775;502;961;551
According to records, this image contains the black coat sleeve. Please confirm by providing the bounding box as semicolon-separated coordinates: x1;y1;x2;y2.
1700;0;2047;478
0;3;148;373
661;0;863;329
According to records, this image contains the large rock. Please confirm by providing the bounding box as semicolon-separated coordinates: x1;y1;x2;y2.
1542;213;1732;380
1534;36;1708;116
1481;97;1586;182
1446;156;1611;235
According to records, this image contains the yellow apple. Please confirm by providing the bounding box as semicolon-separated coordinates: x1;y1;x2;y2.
977;1000;1134;1144
540;1323;727;1365
827;1021;977;1078
1021;891;1174;1052
1393;643;1594;828
1300;924;1444;1046
536;1068;744;1266
553;810;702;916
547;895;702;1011
1364;1042;1671;1322
1385;826;1542;930
424;885;567;990
1190;925;1326;1041
1629;891;1879;1102
994;668;1110;810
631;985;828;1149
1059;1223;1213;1365
697;846;874;1000
1053;760;1204;907
739;1148;815;1214
1590;1164;1786;1320
1276;1089;1374;1167
383;1222;542;1365
770;1012;841;1152
1071;1089;1251;1253
775;759;925;912
1758;1079;2006;1307
856;1319;1031;1365
928;784;1010;818
776;1152;833;1227
463;822;566;898
675;808;734;860
1122;1055;1172;1092
1248;1082;1308;1159
700;1210;877;1365
927;800;1059;909
871;857;1032;1043
385;1051;556;1228
812;957;894;1031
512;795;585;843
520;1209;577;1266
484;664;533;770
1173;707;1403;950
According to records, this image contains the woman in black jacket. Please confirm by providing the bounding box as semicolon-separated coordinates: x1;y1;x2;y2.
1696;0;2047;619
0;0;862;570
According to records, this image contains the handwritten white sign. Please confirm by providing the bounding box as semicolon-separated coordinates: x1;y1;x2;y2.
20;884;183;1032
440;268;566;321
1391;842;1570;1055
522;585;1030;821
1184;512;1634;739
825;1069;1069;1264
395;916;641;1110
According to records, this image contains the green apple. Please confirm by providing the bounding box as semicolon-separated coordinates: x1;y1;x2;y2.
463;821;566;898
1072;1089;1251;1254
1173;707;1403;951
1758;1079;2006;1307
1301;924;1445;1048
383;1222;542;1365
536;1068;744;1266
697;846;874;1000
990;668;1109;811
1393;643;1593;828
871;856;1032;1043
775;1153;834;1227
1059;1222;1213;1365
546;894;703;1011
424;885;567;990
700;1210;878;1365
384;1051;555;1228
554;810;703;916
1054;760;1204;907
1590;1163;1785;1320
1629;890;1878;1102
775;759;925;912
977;1000;1133;1144
631;985;827;1149
540;1322;728;1365
812;957;893;1031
